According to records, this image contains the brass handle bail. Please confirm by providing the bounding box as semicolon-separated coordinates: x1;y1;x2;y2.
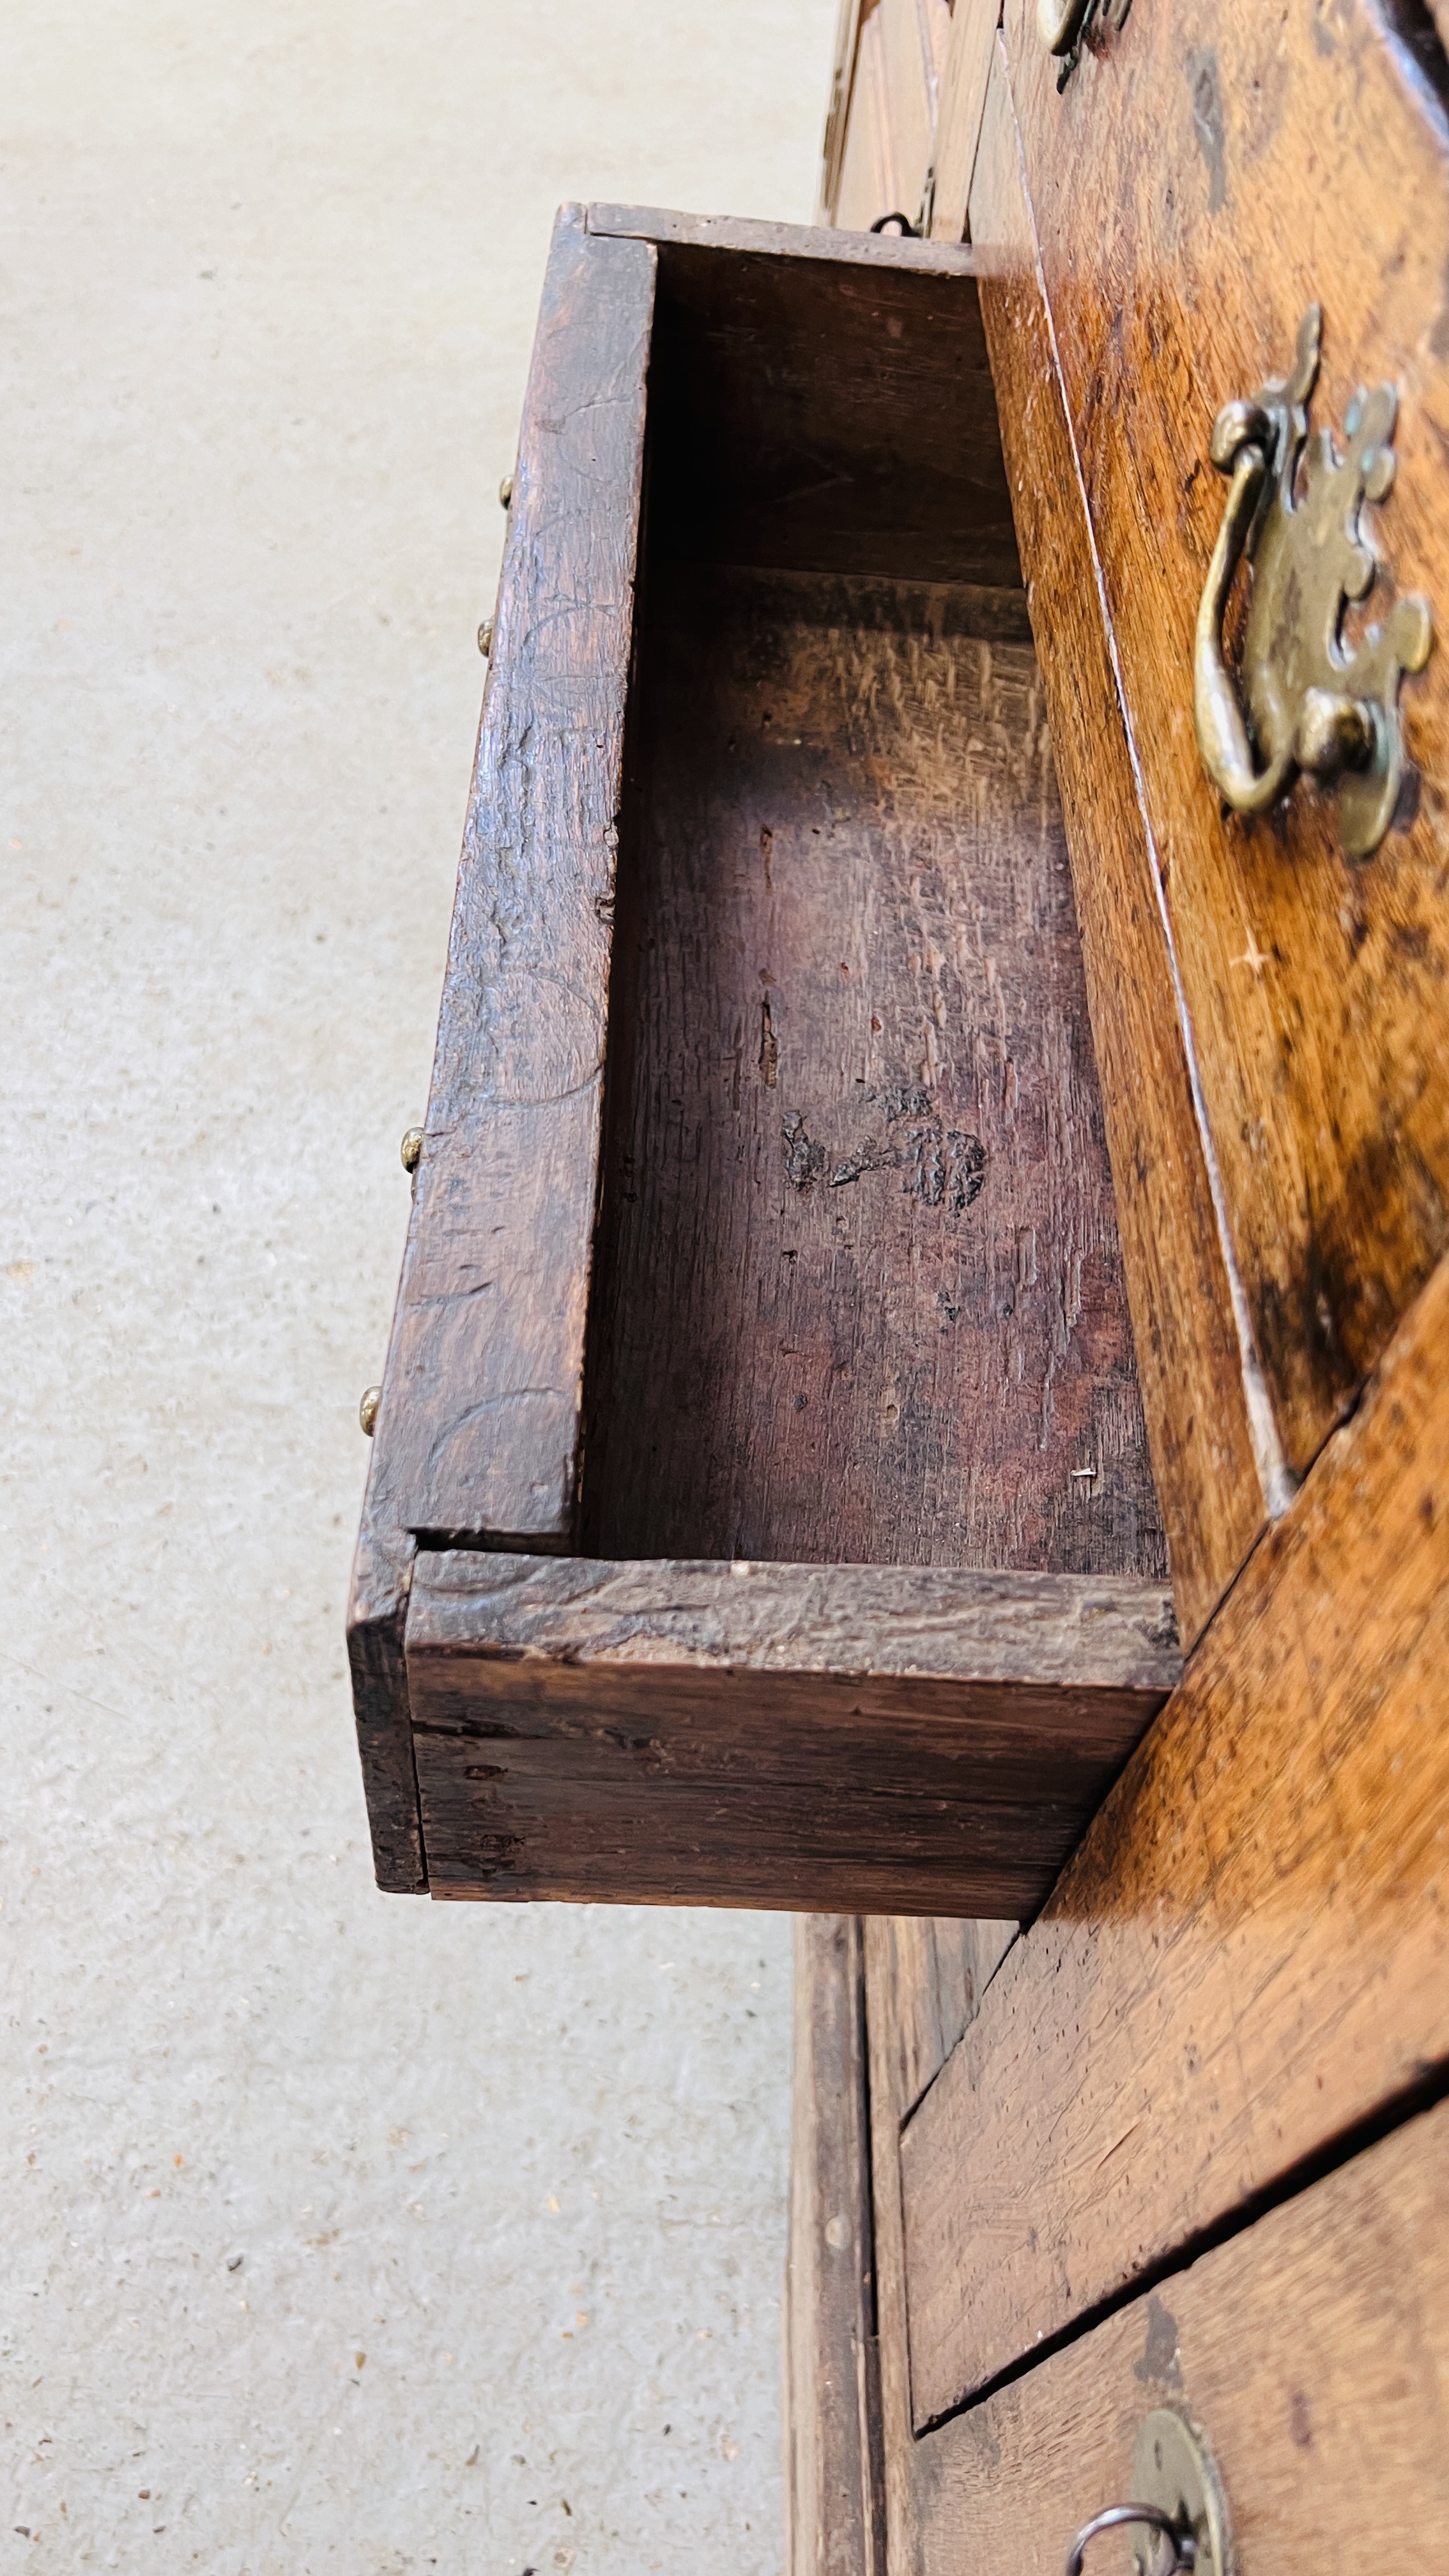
1192;304;1431;860
1064;2504;1190;2576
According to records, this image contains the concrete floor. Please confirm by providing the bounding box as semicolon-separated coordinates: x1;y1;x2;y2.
1;6;838;2567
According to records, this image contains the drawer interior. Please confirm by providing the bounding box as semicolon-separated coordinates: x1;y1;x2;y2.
581;244;1166;1581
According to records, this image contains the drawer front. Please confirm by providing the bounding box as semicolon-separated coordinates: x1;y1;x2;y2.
991;0;1449;1491
912;2097;1449;2576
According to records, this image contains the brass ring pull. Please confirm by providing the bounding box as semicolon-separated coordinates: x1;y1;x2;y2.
1192;304;1432;861
1064;2504;1192;2576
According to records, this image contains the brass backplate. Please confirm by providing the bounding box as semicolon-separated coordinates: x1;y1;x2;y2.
1195;305;1432;859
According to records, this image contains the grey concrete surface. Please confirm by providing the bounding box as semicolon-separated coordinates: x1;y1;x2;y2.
1;6;838;2568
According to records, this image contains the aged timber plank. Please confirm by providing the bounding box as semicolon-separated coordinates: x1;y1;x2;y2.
579;564;1159;1575
345;203;652;1882
863;1911;1013;2576
405;1557;1179;1913
862;1919;924;2576
968;47;1270;1646
834;1;936;234
362;204;654;1547
786;1917;884;2576
901;1250;1449;2425
999;0;1449;1481
587;205;972;275
871;1919;1017;2128
915;2100;1449;2576
820;0;868;224
929;0;1000;243
346;1513;424;1894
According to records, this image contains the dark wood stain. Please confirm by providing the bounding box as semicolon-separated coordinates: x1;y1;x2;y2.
582;564;1165;1577
406;1553;1177;1914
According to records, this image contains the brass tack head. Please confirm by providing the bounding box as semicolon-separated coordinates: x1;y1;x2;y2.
477;619;493;657
498;473;512;509
359;1384;381;1438
400;1125;424;1172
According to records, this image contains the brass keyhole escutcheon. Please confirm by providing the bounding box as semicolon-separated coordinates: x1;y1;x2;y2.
1130;2411;1230;2576
1193;305;1432;860
1062;2409;1230;2576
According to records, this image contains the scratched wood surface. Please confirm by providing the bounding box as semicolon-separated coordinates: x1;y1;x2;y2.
405;1554;1178;1912
997;0;1449;1483
900;1250;1449;2425
871;1917;1018;2126
344;207;653;1887
582;563;1167;1579
912;2101;1449;2576
786;1917;884;2576
966;50;1269;1648
362;205;653;1550
862;1917;931;2576
861;1908;1016;2576
587;206;977;272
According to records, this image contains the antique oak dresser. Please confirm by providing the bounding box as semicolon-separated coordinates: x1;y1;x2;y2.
350;3;1449;2568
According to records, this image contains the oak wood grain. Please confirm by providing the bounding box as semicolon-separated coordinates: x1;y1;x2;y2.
582;564;1165;1578
967;49;1269;1647
862;1919;927;2576
406;1553;1177;1912
345;1515;424;1893
835;1;935;234
410;1555;1179;1686
640;249;1018;588
914;2099;1449;2576
862;1910;1013;2576
929;0;999;244
999;0;1449;1480
363;204;653;1547
901;1248;1449;2424
872;1918;1018;2125
820;0;868;222
786;1917;884;2576
586;206;976;275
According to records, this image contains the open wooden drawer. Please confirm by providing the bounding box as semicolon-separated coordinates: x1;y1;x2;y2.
347;203;1179;1910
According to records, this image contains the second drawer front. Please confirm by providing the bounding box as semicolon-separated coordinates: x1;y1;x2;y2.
910;2096;1449;2576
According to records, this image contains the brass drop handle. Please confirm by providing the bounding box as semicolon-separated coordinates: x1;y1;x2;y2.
1194;410;1293;818
1192;304;1432;861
